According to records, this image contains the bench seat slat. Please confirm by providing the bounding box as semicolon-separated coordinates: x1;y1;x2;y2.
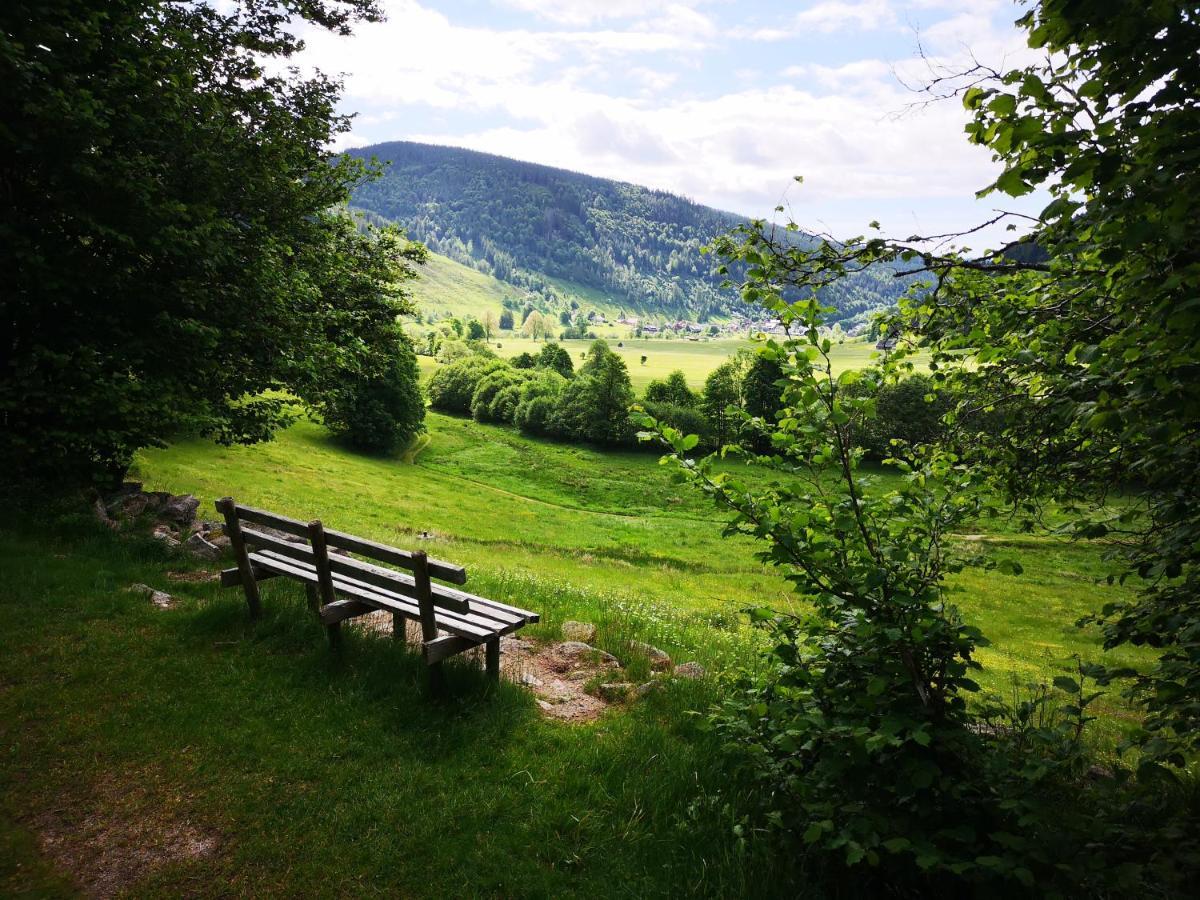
234;504;312;539
233;530;537;628
239;525;536;624
247;552;495;640
248;551;525;640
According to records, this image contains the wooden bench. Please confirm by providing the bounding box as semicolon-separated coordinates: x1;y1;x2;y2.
214;497;538;693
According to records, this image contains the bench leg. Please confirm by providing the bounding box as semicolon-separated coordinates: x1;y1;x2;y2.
486;637;500;683
392;612;403;641
305;583;320;614
327;621;342;650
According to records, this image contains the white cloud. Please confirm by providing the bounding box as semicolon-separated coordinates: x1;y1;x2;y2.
496;0;715;28
739;0;899;40
793;0;898;34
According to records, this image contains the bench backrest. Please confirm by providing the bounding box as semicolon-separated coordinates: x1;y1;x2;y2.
215;498;470;614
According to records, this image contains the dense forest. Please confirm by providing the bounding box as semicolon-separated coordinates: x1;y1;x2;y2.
347;141;907;323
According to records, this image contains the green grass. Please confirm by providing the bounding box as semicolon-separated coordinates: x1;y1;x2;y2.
409;251;514;322
1;413;1155;895
133;415;1149;717
0;522;771;898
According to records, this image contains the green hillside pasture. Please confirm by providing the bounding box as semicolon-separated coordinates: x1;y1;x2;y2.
0;413;1152;896
409;250;513;322
135;413;1149;744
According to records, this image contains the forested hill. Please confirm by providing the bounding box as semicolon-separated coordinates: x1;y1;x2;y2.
347;141;905;323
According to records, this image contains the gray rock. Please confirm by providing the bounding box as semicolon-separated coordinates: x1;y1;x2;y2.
596;682;634;700
112;481;144;498
520;673;543;687
635;681;659;697
160;494;200;527
183;532;222;560
561;620;597;642
629;640;672;670
675;661;706;679
109;492;149;519
127;583;176;609
93;498;119;530
152;525;181;548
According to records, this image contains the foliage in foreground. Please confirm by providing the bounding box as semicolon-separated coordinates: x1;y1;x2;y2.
640;2;1200;891
710;0;1200;766
0;0;424;487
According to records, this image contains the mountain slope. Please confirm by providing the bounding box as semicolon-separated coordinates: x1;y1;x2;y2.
348;141;904;324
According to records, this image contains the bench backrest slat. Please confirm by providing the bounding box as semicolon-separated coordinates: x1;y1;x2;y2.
234;504;311;540
323;528;467;585
232;503;466;586
241;526;471;615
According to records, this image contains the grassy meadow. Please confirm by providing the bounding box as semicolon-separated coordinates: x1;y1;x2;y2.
407;251;515;322
0;339;1149;897
133;414;1148;728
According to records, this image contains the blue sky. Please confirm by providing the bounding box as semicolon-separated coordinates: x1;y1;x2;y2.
293;0;1045;247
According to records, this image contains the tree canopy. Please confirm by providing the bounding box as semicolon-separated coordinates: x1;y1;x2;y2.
0;0;425;486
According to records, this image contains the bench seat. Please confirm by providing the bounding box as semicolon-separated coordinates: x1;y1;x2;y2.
246;549;535;641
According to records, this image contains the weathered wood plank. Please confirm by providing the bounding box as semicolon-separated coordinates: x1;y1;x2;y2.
319;598;376;626
219;564;279;588
247;552;498;641
232;503;311;539
413;551;445;696
422;634;480;665
323;528;467;585
216;497;261;620
242;528;474;615
308;519;340;648
485;638;500;682
241;527;312;560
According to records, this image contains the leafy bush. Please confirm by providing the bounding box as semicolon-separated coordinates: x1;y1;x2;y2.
644;370;697;407
436;340;474;363
426;355;507;414
514;395;558;435
0;0;414;489
702;361;743;448
536;342;574;378
316;330;425;454
850;373;952;460
510;352;536;369
555;342;635;444
513;371;568;435
642;401;709;449
470;369;528;422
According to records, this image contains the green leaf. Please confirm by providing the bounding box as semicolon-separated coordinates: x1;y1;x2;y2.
1052;676;1081;694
